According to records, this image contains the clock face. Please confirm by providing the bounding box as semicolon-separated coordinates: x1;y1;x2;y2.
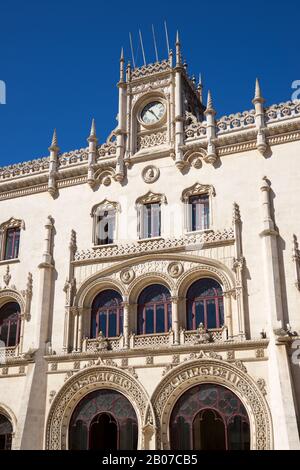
141;101;165;125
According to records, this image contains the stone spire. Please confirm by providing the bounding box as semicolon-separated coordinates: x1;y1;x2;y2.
197;73;203;103
204;91;217;164
87;118;98;188
48;129;59;197
252;78;267;155
119;47;125;82
175;30;181;66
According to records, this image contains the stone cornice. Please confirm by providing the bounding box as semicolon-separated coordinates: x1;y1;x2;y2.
0;101;299;201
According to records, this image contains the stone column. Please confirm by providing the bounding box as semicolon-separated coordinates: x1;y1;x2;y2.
223;291;233;339
174;32;184;170
260;177;300;449
122;299;130;349
72;307;79;352
171;296;180;345
18;216;55;450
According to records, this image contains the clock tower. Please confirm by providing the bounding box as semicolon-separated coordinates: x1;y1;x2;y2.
115;32;205;175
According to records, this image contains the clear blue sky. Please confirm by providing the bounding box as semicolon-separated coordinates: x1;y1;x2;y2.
0;0;299;166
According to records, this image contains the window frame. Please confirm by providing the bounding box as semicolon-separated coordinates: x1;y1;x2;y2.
136;191;166;240
181;183;215;233
186;278;224;331
0;218;24;261
137;284;172;335
91;200;120;247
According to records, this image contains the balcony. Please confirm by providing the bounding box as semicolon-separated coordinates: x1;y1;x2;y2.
82;325;228;353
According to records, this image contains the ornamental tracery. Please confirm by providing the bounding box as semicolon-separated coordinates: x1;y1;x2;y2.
151;357;273;450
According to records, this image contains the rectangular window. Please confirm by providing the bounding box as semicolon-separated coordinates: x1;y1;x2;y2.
189;195;209;231
96;210;115;245
142;203;161;238
4;228;20;260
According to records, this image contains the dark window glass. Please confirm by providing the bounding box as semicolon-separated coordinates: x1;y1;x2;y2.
189;195;209;231
4;228;20;260
91;290;123;338
170;384;250;450
0;302;21;347
0;414;13;450
137;284;171;334
186;278;223;330
69;389;138;450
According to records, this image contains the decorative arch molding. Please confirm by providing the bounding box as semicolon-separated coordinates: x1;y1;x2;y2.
181;182;216;201
0;404;17;433
76;277;126;309
183;148;208;168
0;288;25;313
90;199;120;217
74;254;235;307
0;217;25;231
128;272;176;304
135;191;167;206
45;365;155;450
177;263;234;297
151;357;273;450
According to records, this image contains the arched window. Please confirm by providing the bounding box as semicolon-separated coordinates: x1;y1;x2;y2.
170;384;250;450
0;218;23;261
137;284;171;335
0;414;13;450
69;389;138;450
0;302;21;347
186;278;224;330
91;290;123;338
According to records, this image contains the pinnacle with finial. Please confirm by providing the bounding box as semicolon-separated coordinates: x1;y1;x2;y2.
207;90;213;109
49;128;59;152
198;73;203;88
88;118;97;143
253;77;265;104
176;30;180;44
120;47;124;61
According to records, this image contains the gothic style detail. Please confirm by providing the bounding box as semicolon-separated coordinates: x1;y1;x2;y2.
0;217;24;261
74;228;234;261
45;366;154;450
142;165;160;183
292;234;300;290
166;261;182;278
136;191;167;206
181;182;216;201
120;268;135;284
151;358;273;449
91;200;120;246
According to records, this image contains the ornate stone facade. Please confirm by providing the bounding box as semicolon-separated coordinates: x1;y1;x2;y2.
0;37;300;451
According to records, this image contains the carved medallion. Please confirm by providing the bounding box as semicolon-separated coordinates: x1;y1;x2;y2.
120;268;135;284
167;261;184;278
142;165;160;184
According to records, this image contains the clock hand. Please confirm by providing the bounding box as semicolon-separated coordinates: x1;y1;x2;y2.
149;109;159;120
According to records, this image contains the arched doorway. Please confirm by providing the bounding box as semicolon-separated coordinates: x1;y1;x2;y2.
69;389;138;450
170;384;250;450
0;414;13;450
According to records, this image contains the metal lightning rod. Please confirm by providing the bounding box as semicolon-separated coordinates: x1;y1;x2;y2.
129;32;136;68
139;29;146;66
152;24;159;62
164;20;170;55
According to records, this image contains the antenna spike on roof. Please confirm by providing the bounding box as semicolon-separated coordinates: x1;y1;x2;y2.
164;20;170;55
139;29;146;66
129;32;136;69
152;24;159;62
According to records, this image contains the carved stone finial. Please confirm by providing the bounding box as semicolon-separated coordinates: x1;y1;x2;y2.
49;129;59;152
232;202;241;224
70;229;77;251
87;118;97;143
207;90;213;110
253;78;265;104
3;265;11;287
